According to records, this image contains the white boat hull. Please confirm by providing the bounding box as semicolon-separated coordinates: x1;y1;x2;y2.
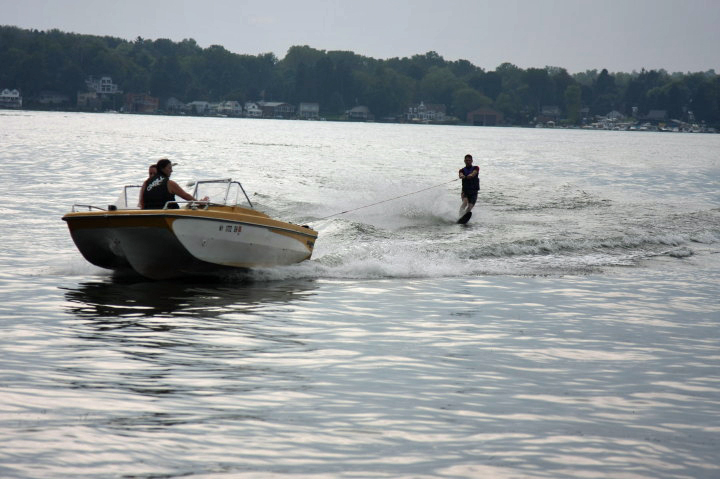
172;217;316;268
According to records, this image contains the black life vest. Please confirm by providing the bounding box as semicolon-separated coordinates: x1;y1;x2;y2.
142;175;177;209
460;166;480;193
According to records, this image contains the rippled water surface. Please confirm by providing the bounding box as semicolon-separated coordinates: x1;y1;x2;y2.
1;111;719;478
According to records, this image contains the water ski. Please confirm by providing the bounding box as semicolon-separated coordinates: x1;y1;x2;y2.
457;211;472;224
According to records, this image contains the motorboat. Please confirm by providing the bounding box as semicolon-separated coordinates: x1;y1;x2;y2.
62;179;317;280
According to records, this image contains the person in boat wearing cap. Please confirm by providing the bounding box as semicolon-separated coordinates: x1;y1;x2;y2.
142;158;203;209
458;154;480;215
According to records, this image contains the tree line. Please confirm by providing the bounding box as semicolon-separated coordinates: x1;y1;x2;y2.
1;25;719;126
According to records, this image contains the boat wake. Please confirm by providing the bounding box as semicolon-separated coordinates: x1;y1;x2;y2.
245;223;719;282
248;189;720;281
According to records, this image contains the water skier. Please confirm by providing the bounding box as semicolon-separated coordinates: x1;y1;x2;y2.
458;154;479;220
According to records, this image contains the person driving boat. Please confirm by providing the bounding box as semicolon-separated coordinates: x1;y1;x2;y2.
143;158;206;209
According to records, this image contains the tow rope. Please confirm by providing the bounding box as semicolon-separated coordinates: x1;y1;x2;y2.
316;178;458;221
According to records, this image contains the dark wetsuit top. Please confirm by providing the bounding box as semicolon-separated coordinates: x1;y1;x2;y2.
460;166;480;194
142;175;177;209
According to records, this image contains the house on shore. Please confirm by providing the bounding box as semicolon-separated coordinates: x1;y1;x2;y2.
85;76;121;95
0;89;22;109
346;105;372;121
466;108;503;126
298;102;320;119
538;105;561;125
606;110;625;121
124;93;159;113
644;110;667;123
406;101;446;122
37;91;69;108
244;102;262;117
218;101;243;116
165;97;185;114
78;76;122;111
185;101;210;115
259;101;295;119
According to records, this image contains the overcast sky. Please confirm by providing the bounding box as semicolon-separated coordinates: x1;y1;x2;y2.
2;0;719;74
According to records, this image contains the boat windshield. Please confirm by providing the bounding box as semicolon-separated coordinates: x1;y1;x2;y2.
188;179;253;208
110;179;253;210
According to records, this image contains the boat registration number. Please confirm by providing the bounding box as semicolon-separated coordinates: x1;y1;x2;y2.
219;224;242;234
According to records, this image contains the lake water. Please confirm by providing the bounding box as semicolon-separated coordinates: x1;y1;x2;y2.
1;111;719;478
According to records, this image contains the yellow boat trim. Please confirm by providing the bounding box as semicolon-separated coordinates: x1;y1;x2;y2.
63;205;318;239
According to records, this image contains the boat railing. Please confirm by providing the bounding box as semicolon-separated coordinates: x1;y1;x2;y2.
121;185;142;209
71;204;110;212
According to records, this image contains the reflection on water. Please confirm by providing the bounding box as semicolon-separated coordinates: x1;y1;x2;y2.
2;273;718;478
63;275;318;319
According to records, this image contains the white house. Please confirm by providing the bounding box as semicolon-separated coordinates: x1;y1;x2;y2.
85;76;121;95
207;102;222;115
219;101;243;116
185;101;209;115
0;89;22;108
407;101;446;122
346;105;371;121
244;102;262;118
298;102;320;119
165;97;185;113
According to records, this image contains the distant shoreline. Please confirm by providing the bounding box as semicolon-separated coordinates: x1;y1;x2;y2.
2;27;719;131
2;107;716;134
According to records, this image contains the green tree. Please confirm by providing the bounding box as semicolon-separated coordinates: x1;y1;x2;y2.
589;69;619;114
688;76;719;123
282;45;326;71
662;81;690;119
405;51;446;80
483;71;503;99
495;91;521;123
355;65;413;118
419;67;463;109
150;55;188;98
548;67;574;107
327;91;345;115
495;62;523;91
452;88;491;121
564;84;582;124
